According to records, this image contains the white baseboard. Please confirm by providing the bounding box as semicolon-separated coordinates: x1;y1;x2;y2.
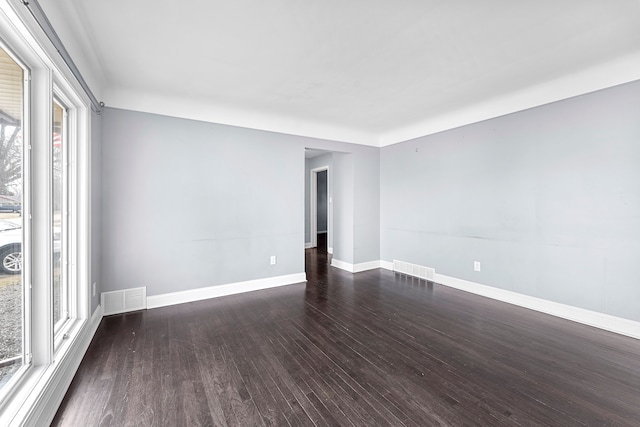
331;258;381;273
330;258;354;272
380;260;394;271
307;243;333;252
434;273;640;340
147;273;307;309
354;260;382;273
19;305;104;427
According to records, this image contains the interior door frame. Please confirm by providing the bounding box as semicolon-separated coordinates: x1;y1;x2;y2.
310;166;329;248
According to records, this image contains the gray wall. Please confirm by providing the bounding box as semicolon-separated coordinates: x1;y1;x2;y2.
90;109;102;312
332;153;354;263
353;148;380;264
101;108;381;296
101;108;304;295
381;80;640;322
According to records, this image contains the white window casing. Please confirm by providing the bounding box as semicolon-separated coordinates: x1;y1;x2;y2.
0;1;94;425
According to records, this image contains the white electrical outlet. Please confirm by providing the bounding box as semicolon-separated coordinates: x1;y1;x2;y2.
92;282;96;296
270;256;277;265
474;261;481;272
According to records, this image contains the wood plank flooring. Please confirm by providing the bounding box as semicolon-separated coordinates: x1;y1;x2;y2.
53;250;640;426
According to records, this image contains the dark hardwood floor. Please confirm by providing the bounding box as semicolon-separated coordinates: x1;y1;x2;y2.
317;233;327;253
53;250;640;426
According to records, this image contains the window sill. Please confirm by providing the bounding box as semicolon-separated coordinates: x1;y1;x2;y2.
0;304;102;427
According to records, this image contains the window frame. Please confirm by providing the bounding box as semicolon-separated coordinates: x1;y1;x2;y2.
0;1;92;423
52;93;70;343
0;33;31;406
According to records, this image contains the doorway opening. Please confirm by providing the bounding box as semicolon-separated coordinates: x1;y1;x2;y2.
310;166;329;253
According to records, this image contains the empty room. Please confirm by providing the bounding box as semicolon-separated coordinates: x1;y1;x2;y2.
1;0;640;425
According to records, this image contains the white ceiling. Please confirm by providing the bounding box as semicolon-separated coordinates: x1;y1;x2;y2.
43;0;640;146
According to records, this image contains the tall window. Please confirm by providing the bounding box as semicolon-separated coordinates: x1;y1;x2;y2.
0;3;95;424
0;5;90;422
0;44;25;392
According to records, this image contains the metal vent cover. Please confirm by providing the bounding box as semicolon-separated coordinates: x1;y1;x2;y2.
393;260;434;281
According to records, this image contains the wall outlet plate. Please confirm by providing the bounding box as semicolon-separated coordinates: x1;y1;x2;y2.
474;261;481;272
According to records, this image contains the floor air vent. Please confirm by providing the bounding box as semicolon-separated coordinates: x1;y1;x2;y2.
102;287;147;315
393;260;435;281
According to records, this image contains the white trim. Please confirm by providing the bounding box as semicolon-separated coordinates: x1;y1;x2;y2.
379;52;640;146
0;3;96;425
106;88;379;146
353;260;381;273
305;242;313;249
106;54;640;149
147;273;307;309
10;305;103;427
327;247;333;254
434;273;640;340
330;259;381;273
380;260;394;271
330;258;353;272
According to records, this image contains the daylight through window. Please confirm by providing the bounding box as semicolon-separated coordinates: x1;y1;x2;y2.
0;43;25;393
